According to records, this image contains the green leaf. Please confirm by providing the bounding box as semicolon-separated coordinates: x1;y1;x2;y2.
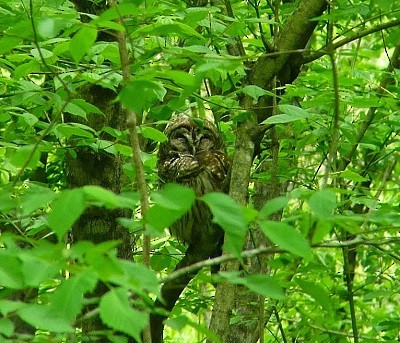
100;288;148;342
220;272;284;300
49;271;98;322
147;184;195;231
0;252;25;289
97;2;145;22
55;123;95;139
47;189;86;240
69;25;97;64
202;193;247;255
133;22;205;41
308;189;336;219
0;318;14;337
109;260;159;295
18;184;57;216
70;99;103;116
0;36;22;55
166;316;223;343
19;253;60;287
340;170;368;182
37;18;67;38
18;305;75;333
262;105;312;124
259;221;312;259
239;85;274;101
140;126;168;142
297;279;332;312
64;101;87;119
259;196;290;219
120;79;166;113
9;145;41;170
83;185;121;209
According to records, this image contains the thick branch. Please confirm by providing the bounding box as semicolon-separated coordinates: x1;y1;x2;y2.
251;0;327;90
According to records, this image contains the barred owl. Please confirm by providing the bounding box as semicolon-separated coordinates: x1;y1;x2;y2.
157;116;230;246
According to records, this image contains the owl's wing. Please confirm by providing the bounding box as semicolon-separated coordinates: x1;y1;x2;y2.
158;153;204;183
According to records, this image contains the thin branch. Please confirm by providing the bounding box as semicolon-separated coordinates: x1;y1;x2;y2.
108;1;151;342
304;18;400;64
323;7;340;187
160;236;400;284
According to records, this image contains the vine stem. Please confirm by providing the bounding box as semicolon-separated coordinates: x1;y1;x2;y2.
108;1;151;342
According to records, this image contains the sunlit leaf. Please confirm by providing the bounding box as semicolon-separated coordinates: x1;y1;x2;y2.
297;279;332;312
262;105;313;124
202;193;247;256
100;288;148;342
220;272;284;300
47;189;86;240
260;221;312;259
18;305;75;333
259;196;290;219
147;184;195;231
0;252;25;289
70;25;97;64
140;126;168;142
308;189;336;219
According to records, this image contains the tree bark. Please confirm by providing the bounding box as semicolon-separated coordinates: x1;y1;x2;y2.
208;1;328;342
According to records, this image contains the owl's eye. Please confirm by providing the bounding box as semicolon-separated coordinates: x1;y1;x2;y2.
198;134;214;151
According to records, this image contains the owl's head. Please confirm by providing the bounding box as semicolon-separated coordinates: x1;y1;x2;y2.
163;116;223;156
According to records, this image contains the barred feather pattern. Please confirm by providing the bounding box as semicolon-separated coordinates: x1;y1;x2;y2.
157;116;230;245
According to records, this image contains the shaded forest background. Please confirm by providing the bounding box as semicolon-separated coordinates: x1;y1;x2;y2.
0;0;399;342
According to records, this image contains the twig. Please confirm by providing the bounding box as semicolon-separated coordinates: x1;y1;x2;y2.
108;1;151;342
304;18;400;64
161;236;400;284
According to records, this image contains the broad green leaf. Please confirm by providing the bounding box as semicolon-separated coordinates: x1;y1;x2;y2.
37;18;67;38
9;145;41;170
297;279;332;312
157;70;199;90
47;189;86;240
147;184;195;231
49;271;98;322
0;301;25;315
70;25;97;64
140;126;168;142
19;253;60;287
166;316;223;343
18;305;74;333
152;183;195;211
64;102;87;119
55;123;95;139
96;2;145;21
340;170;368;182
259;196;290;219
239;85;275;101
83;185;121;209
0;36;22;55
0;252;25;289
133;22;205;41
100;288;148;342
220;272;284;300
259;221;312;259
120;79;166;113
0;318;13;337
262;105;312;124
202;193;247;255
18;184;57;216
109;260;159;295
308;189;336;219
70;99;103;116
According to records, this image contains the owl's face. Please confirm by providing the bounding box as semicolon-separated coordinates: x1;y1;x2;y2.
165;117;222;156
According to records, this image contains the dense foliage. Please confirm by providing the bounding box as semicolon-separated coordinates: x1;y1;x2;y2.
0;0;399;342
